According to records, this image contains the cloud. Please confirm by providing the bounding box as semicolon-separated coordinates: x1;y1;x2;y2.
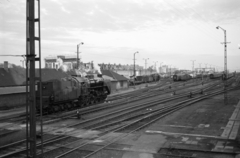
39;0;240;34
1;0;240;71
188;0;240;23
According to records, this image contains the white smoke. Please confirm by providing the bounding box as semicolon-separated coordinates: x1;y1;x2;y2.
93;61;102;74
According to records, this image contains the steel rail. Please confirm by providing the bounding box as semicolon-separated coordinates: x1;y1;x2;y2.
107;79;210;101
55;84;240;158
0;78;234;157
37;82;238;158
82;86;240;158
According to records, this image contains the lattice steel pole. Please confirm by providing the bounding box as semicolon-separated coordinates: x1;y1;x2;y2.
216;26;230;105
26;0;37;156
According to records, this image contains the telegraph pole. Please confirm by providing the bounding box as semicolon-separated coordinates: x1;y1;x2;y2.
153;61;158;73
143;58;149;75
216;26;230;105
191;60;195;77
169;65;172;78
199;63;202;74
77;42;84;69
159;62;163;73
133;52;139;77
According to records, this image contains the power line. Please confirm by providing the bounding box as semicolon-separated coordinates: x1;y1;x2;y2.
0;43;133;60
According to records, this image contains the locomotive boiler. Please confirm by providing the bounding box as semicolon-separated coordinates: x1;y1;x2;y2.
36;75;111;113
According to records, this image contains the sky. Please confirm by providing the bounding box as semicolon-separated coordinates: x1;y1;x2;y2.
0;0;240;71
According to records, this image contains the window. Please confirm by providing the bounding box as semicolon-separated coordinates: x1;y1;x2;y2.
120;81;124;87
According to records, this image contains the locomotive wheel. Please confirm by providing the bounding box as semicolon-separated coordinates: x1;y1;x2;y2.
53;106;59;112
48;106;54;114
63;104;68;110
89;94;94;105
60;104;65;111
85;100;89;106
90;99;94;105
73;102;78;108
92;97;97;103
81;96;88;107
78;97;83;108
66;103;72;110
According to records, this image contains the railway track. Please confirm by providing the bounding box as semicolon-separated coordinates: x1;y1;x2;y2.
52;84;240;158
42;78;223;125
0;78;209;125
0;77;236;157
106;78;205;102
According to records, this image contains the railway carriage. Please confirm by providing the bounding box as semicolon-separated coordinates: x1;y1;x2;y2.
151;73;160;82
173;74;192;81
209;73;224;79
130;74;161;85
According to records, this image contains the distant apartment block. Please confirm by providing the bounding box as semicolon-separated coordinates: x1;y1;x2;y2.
44;55;94;72
98;63;157;78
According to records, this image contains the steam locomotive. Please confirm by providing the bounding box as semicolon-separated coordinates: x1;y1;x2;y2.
36;75;111;113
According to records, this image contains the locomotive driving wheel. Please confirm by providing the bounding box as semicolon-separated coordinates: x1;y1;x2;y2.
89;93;95;105
66;103;72;110
78;97;84;108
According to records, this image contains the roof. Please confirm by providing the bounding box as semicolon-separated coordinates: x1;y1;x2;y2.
101;70;128;81
102;75;115;81
45;56;57;60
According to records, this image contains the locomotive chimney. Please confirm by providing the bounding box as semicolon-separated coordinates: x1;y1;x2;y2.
4;61;8;71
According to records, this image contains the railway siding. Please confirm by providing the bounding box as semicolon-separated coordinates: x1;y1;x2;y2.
0;78;240;158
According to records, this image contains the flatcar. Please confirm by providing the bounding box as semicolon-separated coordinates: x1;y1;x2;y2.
36;75;111;113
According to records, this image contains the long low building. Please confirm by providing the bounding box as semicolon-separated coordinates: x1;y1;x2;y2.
101;69;129;92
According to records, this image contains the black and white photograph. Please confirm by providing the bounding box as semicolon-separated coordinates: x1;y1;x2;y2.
0;0;240;157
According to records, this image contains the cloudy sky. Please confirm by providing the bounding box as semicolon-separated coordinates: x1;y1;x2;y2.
0;0;240;71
